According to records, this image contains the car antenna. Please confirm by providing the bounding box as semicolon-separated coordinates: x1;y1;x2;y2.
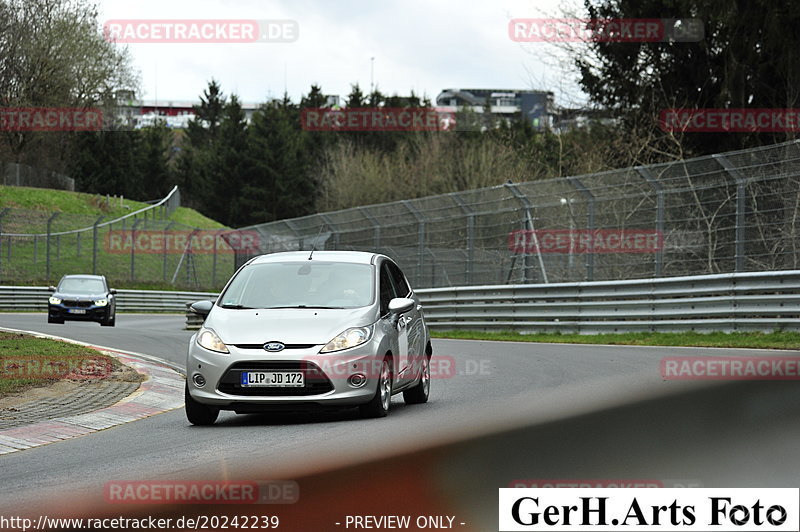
308;223;326;260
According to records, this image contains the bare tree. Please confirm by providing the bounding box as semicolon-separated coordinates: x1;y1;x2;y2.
0;0;139;169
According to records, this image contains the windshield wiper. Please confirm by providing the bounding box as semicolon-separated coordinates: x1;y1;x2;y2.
218;304;256;309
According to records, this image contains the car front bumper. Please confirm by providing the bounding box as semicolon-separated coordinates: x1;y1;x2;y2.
187;340;384;410
48;304;112;321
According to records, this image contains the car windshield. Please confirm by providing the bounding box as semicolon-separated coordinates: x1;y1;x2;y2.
218;261;374;309
58;278;106;295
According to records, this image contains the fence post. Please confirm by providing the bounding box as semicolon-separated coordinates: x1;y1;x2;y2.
566;177;595;281
212;228;225;286
163;222;175;281
131;219;142;281
636;166;665;277
283;219;305;251
319;214;339;250
186;229;199;286
92;216;104;275
0;208;9;275
713;154;747;272
402;200;426;286
46;213;59;281
358;207;381;251
505;182;548;284
452;194;475;285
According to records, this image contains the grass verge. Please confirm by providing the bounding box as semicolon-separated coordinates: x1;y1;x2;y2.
0;332;133;396
431;330;800;350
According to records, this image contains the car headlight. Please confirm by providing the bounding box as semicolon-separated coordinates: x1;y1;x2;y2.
320;326;373;353
94;299;108;307
196;327;229;354
49;296;62;305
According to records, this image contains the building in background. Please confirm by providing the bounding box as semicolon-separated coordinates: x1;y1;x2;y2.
435;88;557;130
434;88;619;132
115;98;261;130
115;94;343;129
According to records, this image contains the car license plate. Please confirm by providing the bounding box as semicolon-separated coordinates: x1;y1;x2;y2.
68;309;86;314
241;371;304;388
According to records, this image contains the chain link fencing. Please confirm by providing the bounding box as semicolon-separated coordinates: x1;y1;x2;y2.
237;140;800;288
2;161;75;191
0;187;240;290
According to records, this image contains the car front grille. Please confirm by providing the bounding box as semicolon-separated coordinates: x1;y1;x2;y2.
217;361;334;396
62;299;93;308
232;344;317;350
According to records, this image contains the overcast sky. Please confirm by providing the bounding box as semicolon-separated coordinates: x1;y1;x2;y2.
96;0;587;106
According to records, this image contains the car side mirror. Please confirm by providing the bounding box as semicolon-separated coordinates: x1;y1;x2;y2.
48;286;56;292
190;300;214;317
388;297;415;315
109;288;117;295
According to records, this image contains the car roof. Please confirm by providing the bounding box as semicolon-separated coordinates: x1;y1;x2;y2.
249;251;380;265
60;274;106;280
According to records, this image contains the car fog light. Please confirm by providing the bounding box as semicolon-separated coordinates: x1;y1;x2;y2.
192;373;207;388
348;373;367;388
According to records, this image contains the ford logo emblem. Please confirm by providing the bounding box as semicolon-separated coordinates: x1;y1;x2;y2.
263;342;285;352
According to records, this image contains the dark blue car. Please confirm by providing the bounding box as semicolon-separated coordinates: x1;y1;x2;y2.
48;274;117;327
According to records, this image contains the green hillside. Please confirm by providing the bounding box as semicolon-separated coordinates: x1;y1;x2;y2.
0;185;225;229
0;185;234;290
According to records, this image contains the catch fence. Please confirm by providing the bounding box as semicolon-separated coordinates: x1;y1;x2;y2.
239;140;800;288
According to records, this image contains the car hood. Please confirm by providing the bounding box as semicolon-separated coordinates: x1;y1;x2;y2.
53;292;107;300
205;306;377;345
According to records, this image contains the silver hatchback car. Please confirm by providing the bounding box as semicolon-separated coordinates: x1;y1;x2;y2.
185;251;432;425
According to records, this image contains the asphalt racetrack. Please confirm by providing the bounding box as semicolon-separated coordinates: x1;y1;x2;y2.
1;313;798;530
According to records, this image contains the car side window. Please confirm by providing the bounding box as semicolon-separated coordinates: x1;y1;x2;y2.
387;262;410;297
379;263;396;316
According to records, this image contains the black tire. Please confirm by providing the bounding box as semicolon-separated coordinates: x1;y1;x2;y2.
48;316;63;324
100;314;115;327
359;356;392;418
185;384;219;425
403;354;431;405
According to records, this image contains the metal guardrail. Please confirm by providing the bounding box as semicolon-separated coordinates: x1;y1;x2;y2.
418;270;800;333
3;270;800;333
0;286;217;313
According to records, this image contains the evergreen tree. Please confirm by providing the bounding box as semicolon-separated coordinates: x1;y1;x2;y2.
575;0;800;155
206;95;250;226
243;95;317;224
138;122;175;199
175;80;227;208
